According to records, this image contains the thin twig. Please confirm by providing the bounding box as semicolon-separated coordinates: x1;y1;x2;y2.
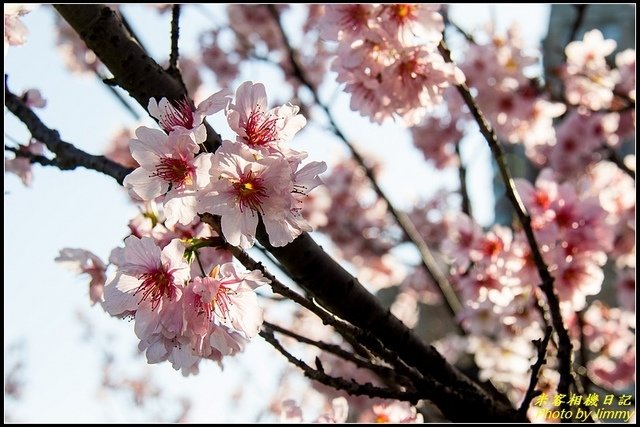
263;321;415;390
517;326;553;420
5;144;57;167
168;4;183;88
438;38;574;408
442;10;476;45
566;5;588;49
266;5;464;330
98;71;141;120
603;145;635;180
259;329;422;404
455;141;472;217
4;78;134;184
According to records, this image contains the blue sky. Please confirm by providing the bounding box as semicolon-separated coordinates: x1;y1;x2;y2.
4;4;550;422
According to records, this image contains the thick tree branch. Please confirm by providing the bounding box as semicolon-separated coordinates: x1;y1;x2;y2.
438;39;574;407
53;4;221;152
5;80;134;184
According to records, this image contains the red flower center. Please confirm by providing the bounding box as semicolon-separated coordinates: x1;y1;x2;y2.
233;171;268;213
159;98;195;133
135;267;177;310
153;157;194;187
244;110;278;146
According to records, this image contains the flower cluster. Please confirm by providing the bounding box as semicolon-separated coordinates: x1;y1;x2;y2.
58;81;326;374
103;235;269;375
123;81;326;248
562;29;620;111
458;24;566;164
319;4;464;125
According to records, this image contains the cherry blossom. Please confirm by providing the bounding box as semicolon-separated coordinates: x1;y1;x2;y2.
123;126;213;227
191;263;268;338
359;400;424;423
614;48;636;101
104;125;139;169
320;4;463;124
563;29;619;110
4;139;45;187
280;397;348;423
55;248;107;305
147;90;230;135
4;4;35;55
198;141;324;248
103;236;189;315
21;88;46;108
226;81;306;154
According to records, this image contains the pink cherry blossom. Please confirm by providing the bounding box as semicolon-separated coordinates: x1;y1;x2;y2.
4;4;35;55
379;4;444;46
360;400;423;423
103;236;189;315
411;115;462;169
191;262;268;338
614;49;636;101
21;88;46;108
200;30;240;88
563;29;619;110
227;4;285;54
226;81;306;153
147;90;230;134
4;139;45;187
440;212;483;273
565;29;616;70
104;125;139;169
319;4;461;124
317;4;374;42
549;252;604;311
199;141;323;248
55;248;107;305
123;126;213;227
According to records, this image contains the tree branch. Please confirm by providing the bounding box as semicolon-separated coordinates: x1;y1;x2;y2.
53;4;222;152
4;79;134;184
567;5;588;48
517;326;553;421
263;321;416;391
5;144;57;168
455;141;473;217
167;5;182;85
259;328;423;404
438;38;574;407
